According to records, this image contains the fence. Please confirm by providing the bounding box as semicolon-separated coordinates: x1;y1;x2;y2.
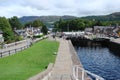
0;36;48;58
0;45;29;58
3;40;27;48
73;65;104;80
68;40;104;80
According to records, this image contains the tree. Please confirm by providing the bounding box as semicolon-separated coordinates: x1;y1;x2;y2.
24;21;33;28
94;20;103;26
0;17;15;43
77;22;85;30
9;16;23;29
32;19;43;27
54;18;115;31
41;25;48;35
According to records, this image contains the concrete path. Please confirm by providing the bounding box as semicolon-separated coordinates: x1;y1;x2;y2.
111;38;120;44
42;38;73;80
49;39;73;80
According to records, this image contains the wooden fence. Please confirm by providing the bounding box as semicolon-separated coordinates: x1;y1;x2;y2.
0;35;48;58
0;45;30;58
3;40;27;48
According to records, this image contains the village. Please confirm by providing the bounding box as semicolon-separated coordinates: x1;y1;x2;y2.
1;25;120;49
0;27;43;49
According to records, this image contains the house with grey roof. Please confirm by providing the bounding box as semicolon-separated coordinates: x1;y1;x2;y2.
15;27;42;39
93;26;114;34
93;26;119;38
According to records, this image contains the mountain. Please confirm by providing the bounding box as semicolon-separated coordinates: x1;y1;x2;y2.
81;12;120;21
19;12;120;27
19;15;77;27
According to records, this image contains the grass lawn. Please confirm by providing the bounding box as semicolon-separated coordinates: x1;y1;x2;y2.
0;39;59;80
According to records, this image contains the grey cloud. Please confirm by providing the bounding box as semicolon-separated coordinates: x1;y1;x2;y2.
0;0;120;17
21;2;49;10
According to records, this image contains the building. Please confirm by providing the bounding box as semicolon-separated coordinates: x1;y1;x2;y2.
15;27;42;39
85;28;93;33
93;26;119;38
94;26;114;34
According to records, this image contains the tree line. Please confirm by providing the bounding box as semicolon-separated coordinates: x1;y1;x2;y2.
0;16;47;43
54;18;120;32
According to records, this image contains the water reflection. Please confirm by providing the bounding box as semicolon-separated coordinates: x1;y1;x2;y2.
75;46;120;80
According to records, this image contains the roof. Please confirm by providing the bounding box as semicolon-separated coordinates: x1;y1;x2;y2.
85;28;93;31
15;30;25;33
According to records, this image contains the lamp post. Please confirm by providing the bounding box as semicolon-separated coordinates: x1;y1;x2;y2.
67;23;69;32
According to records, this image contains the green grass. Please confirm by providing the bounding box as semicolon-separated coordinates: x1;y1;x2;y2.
0;39;59;80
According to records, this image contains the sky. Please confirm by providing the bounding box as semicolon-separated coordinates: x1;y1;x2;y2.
0;0;120;18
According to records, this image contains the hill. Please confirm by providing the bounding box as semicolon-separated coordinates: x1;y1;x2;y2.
19;12;120;27
19;15;77;27
81;12;120;21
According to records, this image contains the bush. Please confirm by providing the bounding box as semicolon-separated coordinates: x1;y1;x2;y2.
15;36;23;41
33;34;44;38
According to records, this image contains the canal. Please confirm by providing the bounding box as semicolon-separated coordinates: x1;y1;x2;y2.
74;42;120;80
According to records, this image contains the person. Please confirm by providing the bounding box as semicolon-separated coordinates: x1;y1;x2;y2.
52;33;56;40
53;34;55;39
62;33;66;39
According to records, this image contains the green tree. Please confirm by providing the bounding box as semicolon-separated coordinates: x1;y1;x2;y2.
0;17;15;43
32;19;43;27
54;18;114;31
9;16;23;29
94;20;103;26
77;22;85;30
41;25;48;35
24;21;33;28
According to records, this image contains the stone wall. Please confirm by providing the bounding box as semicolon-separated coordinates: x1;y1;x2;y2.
28;63;54;80
68;40;82;66
109;41;120;56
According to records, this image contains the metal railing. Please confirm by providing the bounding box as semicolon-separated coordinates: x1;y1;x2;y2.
73;65;104;80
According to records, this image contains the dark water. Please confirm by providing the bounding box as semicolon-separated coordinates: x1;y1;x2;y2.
75;46;120;80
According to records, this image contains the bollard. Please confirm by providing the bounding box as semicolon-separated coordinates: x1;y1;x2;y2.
15;49;17;53
9;50;11;56
0;52;2;58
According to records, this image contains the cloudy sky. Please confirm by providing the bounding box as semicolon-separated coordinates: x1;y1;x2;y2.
0;0;120;18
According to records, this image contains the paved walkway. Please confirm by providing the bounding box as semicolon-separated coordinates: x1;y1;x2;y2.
111;38;120;44
48;38;73;80
40;38;73;80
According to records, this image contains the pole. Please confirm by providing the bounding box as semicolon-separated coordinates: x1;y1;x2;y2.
67;23;69;32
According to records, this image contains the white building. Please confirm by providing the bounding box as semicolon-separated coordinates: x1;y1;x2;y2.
15;27;43;39
85;28;93;33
